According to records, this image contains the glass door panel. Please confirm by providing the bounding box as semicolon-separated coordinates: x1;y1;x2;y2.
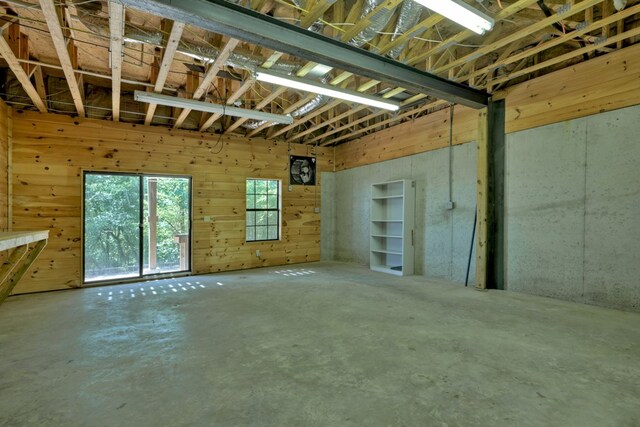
84;173;141;282
143;176;191;275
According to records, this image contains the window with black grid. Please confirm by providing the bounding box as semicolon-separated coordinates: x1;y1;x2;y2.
246;178;280;242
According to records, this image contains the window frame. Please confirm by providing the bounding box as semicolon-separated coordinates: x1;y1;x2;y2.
245;178;281;242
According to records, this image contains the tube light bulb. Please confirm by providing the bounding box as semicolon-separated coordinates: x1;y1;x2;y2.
412;0;494;35
255;70;401;111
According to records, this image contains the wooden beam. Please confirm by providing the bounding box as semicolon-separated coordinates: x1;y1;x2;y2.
266;0;521;137
6;22;30;75
299;0;335;28
475;109;488;290
489;25;640;86
108;1;124;121
145;20;185;125
199;77;254;132
175;38;240;129
225;0;412;136
407;0;540;67
246;93;317;137
32;65;46;100
432;0;604;75
465;4;640;86
0;28;47;112
178;0;280;131
320;98;440;146
224;87;285;134
38;0;85;116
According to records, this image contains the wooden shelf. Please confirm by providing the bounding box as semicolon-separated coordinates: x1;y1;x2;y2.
0;230;49;305
0;231;49;252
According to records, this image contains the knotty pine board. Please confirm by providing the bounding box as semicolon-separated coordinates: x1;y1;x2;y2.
10;111;333;294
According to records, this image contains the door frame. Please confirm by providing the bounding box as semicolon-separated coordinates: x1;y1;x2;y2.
81;170;193;285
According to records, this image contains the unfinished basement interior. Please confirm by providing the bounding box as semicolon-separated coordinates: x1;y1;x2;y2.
1;0;639;424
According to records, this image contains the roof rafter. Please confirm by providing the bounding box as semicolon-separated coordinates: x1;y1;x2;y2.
108;0;124;121
38;0;85;116
145;19;185;125
199;77;255;132
0;23;47;112
175;38;241;129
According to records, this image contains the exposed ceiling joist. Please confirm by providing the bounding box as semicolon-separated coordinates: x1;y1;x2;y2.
199;77;254;132
433;0;604;75
144;20;185;125
0;27;47;112
299;0;336;29
174;38;240;129
224;87;285;134
407;0;540;67
117;0;489;109
108;1;124;121
38;0;85;116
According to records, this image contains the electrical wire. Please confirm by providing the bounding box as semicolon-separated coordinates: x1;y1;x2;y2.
208;77;226;154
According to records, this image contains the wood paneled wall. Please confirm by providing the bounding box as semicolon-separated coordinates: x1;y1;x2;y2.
0;99;8;232
11;111;333;294
336;44;640;171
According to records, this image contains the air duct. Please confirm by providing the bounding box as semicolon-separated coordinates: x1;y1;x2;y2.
387;0;423;59
349;0;397;47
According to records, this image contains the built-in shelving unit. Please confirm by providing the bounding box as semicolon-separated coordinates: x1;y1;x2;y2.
370;179;415;276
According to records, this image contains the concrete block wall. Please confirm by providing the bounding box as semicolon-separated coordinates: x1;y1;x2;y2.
322;143;477;283
323;103;640;311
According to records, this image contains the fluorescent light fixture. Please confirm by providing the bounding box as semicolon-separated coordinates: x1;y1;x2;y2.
412;0;494;35
133;90;293;125
255;70;401;111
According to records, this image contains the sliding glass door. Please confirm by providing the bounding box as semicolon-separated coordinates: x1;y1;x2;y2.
83;172;191;283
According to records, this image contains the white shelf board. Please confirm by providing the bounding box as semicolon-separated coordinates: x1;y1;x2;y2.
370;265;404;276
371;219;403;223
371;249;402;255
371;234;403;238
372;195;403;200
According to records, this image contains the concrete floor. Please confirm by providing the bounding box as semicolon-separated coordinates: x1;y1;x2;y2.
1;262;639;426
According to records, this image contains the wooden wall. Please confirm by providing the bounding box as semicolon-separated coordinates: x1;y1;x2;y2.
10;111;334;294
336;43;640;170
0;98;8;232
